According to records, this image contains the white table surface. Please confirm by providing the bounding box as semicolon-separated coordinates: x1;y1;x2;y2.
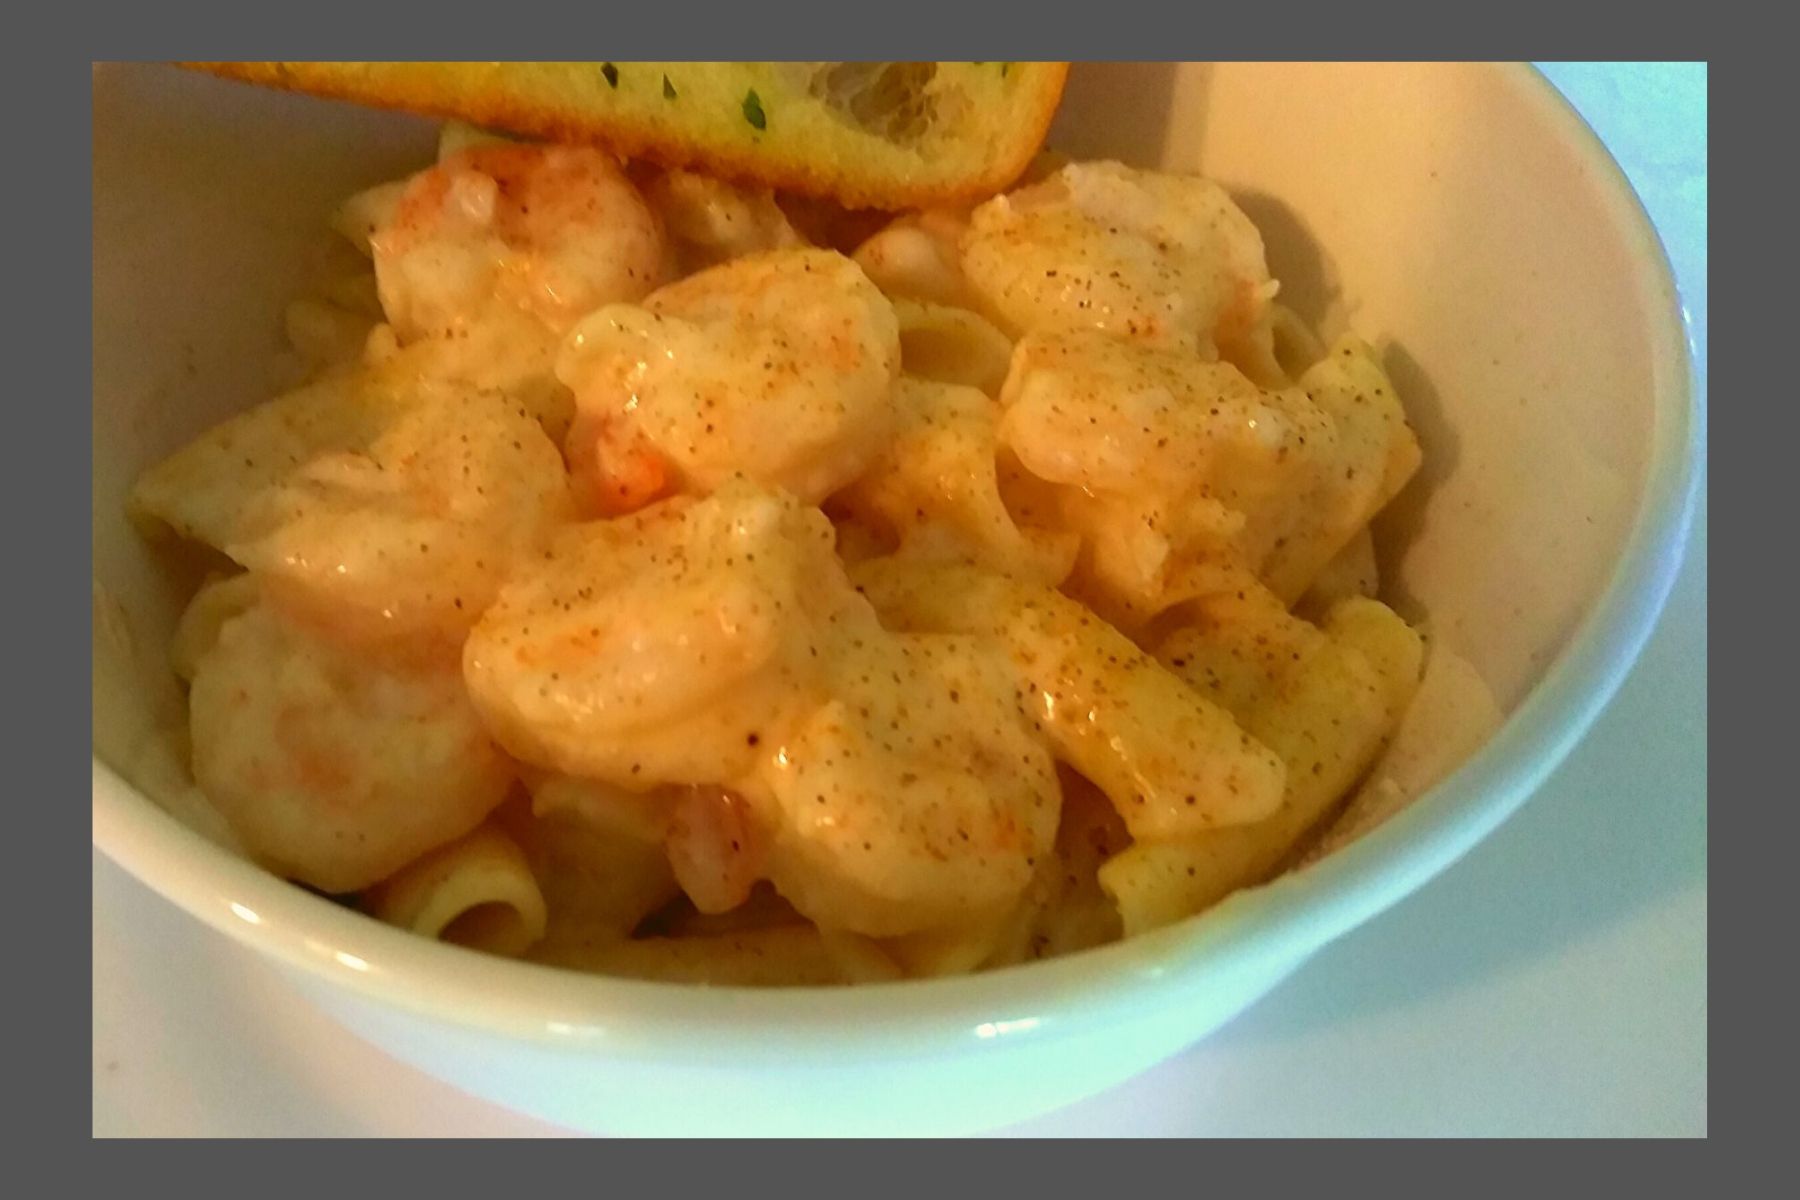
92;64;1707;1138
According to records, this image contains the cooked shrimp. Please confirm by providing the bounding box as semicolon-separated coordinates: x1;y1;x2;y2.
230;376;574;647
664;785;770;915
561;406;673;517
131;361;574;647
997;329;1342;618
638;167;804;274
758;633;1060;939
187;602;515;893
961;161;1277;359
851;208;977;309
556;248;900;510
462;479;871;788
372;144;666;342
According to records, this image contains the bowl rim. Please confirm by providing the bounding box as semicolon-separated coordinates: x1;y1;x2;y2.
91;61;1702;1064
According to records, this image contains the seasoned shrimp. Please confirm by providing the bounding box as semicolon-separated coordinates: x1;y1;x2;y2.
851;208;977;309
131;361;574;647
241;380;573;647
664;784;770;916
1000;329;1420;610
462;479;870;788
961;161;1277;361
372;144;666;342
758;633;1060;939
187;602;515;893
638;166;804;274
998;329;1345;618
556;248;900;511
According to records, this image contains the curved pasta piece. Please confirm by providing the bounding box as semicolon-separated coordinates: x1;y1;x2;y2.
462;481;863;787
962;160;1277;356
850;558;1287;839
891;298;1015;395
557;248;900;508
364;821;549;958
983;768;1131;970
1301;637;1503;864
526;771;675;844
188;602;515;894
1100;595;1425;936
836;377;1077;586
504;776;682;946
879;906;1028;979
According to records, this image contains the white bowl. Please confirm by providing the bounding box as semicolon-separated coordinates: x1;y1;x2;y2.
91;62;1699;1137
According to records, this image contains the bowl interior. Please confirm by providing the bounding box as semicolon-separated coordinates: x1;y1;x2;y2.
92;63;1689;1036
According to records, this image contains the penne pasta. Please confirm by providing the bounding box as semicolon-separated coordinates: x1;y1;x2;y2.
365;822;549;958
1101;596;1425;936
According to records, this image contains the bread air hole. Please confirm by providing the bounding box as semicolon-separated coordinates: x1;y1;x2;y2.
809;62;940;145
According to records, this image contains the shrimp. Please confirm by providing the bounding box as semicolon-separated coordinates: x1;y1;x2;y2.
187;601;515;893
637;166;804;274
851;208;977;309
371;143;665;342
461;479;871;788
1001;329;1419;610
961;161;1278;361
231;378;568;647
758;633;1061;939
131;359;574;648
997;329;1342;619
664;785;770;915
556;248;900;511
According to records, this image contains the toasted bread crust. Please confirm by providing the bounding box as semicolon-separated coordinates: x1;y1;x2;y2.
179;62;1069;210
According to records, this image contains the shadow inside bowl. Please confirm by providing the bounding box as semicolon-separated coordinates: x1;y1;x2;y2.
1229;189;1339;336
1047;61;1185;168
